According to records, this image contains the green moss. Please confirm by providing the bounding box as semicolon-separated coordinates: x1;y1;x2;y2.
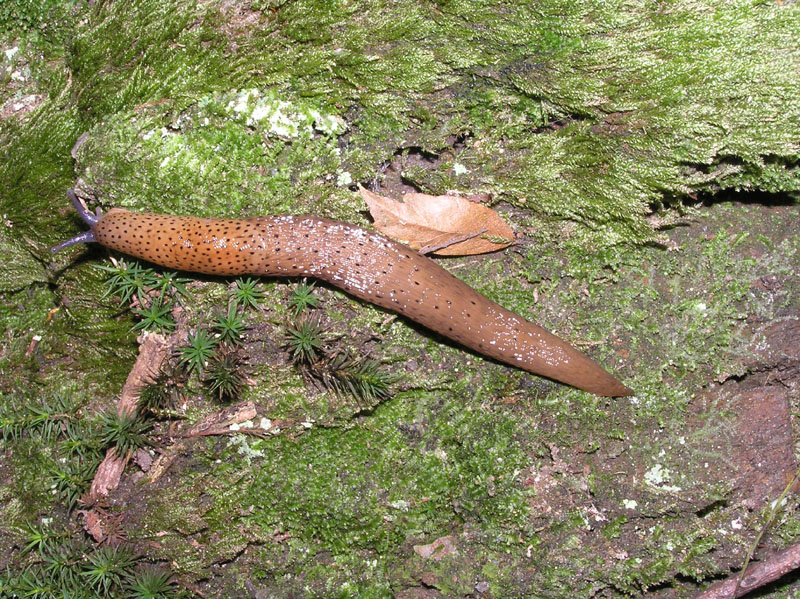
245;394;529;548
73;91;353;220
0;108;81;246
602;516;627;540
2;0;800;595
0;0;77;36
0;224;47;293
136;391;532;592
17;0;792;249
770;494;800;548
2;437;55;520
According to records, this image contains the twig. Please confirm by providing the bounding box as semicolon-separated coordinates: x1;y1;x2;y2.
181;427;269;439
179;418;295;440
695;541;800;599
419;227;487;255
146;401;259;482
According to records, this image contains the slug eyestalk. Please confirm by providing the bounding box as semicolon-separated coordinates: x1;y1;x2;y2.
51;190;102;253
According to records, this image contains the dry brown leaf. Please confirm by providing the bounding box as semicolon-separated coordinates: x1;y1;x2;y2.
359;186;514;256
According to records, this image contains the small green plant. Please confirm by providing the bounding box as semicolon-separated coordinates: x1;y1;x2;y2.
204;347;246;401
97;260;191;305
97;409;153;457
0;405;23;443
97;259;193;333
137;381;170;415
22;521;67;555
282;314;395;402
152;271;191;301
284;316;325;364
324;354;392;403
41;540;83;590
132;298;176;333
49;458;98;509
178;315;251;401
96;259;160;305
5;523;182;599
138;372;188;420
177;329;217;376
61;419;104;460
0;392;76;442
81;545;137;595
232;277;264;310
9;566;55;597
288;279;320;315
214;304;246;346
127;566;176;599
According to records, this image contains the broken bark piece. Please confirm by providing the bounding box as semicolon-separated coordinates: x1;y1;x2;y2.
147;401;258;482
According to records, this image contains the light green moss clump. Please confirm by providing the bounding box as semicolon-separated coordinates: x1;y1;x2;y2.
72;88;354;219
18;0;796;249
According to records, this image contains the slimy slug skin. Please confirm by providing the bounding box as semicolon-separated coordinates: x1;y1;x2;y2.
53;190;633;397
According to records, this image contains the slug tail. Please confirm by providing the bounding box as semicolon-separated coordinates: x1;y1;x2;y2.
518;325;633;397
525;353;633;397
555;354;633;397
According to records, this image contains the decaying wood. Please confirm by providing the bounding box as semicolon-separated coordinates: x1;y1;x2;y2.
146;401;258;482
695;541;800;599
87;332;175;502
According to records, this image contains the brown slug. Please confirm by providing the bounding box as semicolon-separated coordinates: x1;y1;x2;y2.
53;190;633;396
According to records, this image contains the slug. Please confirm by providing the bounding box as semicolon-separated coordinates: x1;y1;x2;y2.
53;190;633;397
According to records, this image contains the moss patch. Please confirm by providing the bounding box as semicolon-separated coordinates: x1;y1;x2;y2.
1;0;799;597
130;390;533;596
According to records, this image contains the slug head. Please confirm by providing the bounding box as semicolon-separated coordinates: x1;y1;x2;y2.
51;189;102;253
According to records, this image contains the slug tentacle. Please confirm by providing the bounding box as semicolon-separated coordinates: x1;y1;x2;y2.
54;194;633;397
51;190;101;253
51;229;97;253
67;189;101;227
